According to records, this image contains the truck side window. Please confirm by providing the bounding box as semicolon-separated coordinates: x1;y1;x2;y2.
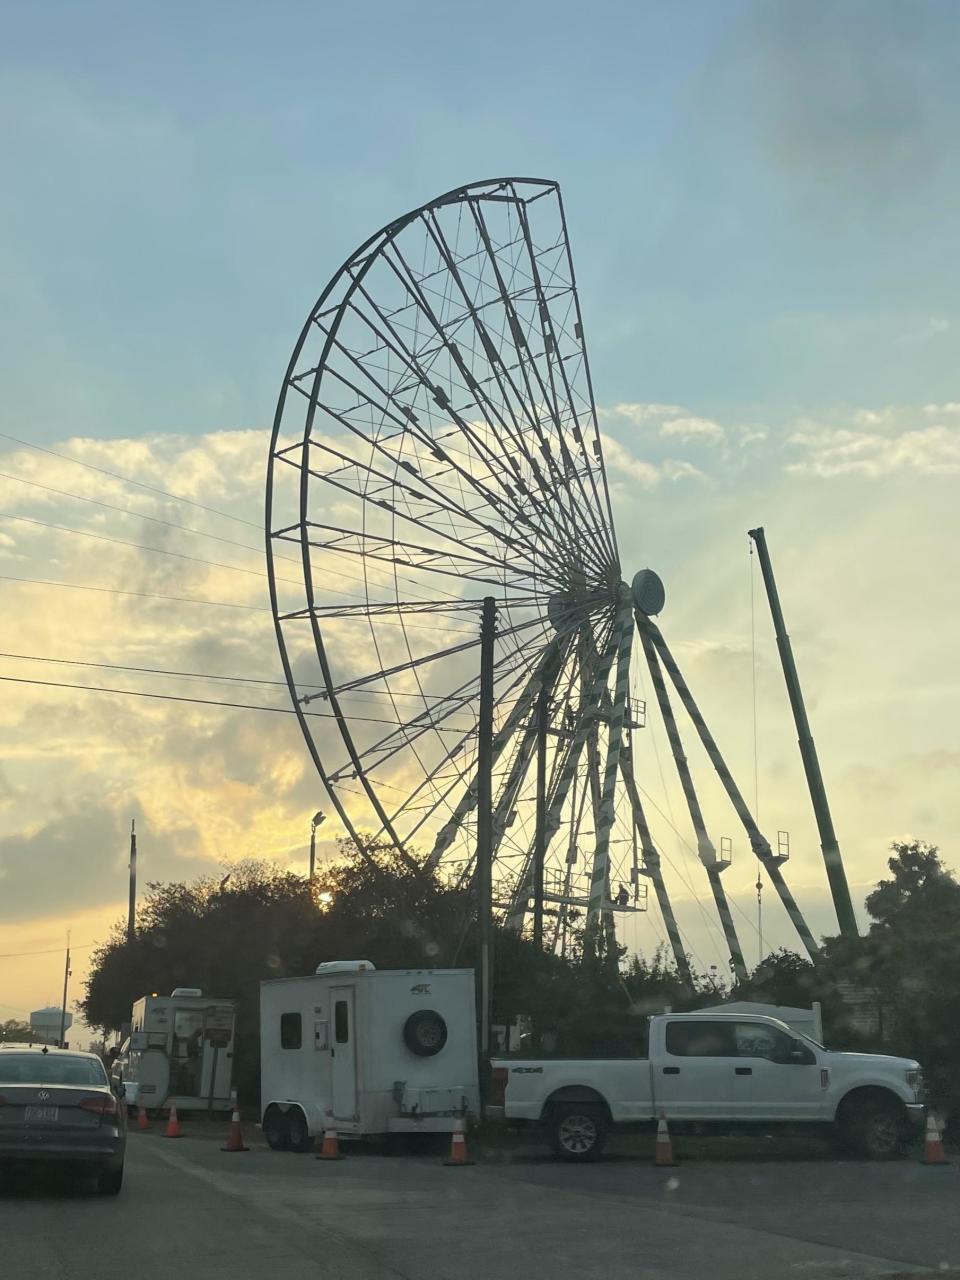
665;1021;736;1057
280;1012;302;1049
334;1001;349;1044
734;1023;813;1064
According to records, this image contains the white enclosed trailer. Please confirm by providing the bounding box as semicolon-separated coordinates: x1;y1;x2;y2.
259;962;479;1151
111;988;237;1114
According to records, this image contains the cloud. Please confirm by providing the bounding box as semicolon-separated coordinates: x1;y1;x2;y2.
787;405;960;477
599;434;705;488
599;403;683;425
660;416;726;444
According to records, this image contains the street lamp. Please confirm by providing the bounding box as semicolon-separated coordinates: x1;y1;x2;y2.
309;811;326;881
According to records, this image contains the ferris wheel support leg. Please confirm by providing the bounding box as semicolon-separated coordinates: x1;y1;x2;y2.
587;587;635;936
616;747;693;987
503;624;619;932
637;614;819;963
636;619;748;982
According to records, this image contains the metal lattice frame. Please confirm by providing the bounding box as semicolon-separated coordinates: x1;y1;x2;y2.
265;176;819;974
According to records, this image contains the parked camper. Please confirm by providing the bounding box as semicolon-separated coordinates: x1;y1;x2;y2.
259;962;479;1151
110;988;236;1115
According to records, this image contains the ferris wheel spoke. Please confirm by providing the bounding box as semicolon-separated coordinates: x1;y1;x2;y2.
467;196;615;565
377;214;608;572
421;631;571;865
335;277;558;548
509;194;616;559
381;665;535;850
395;208;608;570
290;418;555;586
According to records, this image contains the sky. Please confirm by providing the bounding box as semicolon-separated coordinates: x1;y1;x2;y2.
1;0;959;1035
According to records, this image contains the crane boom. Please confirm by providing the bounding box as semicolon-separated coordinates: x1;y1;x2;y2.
747;526;858;938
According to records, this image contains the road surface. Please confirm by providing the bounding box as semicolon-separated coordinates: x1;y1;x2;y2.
1;1126;957;1279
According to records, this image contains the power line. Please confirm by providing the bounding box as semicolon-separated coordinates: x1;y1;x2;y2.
0;469;303;568
0;652;487;704
0;574;272;612
0;673;475;731
0;511;297;586
0;942;95;961
0;431;262;531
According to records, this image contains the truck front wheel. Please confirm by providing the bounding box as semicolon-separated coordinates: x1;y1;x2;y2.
838;1096;906;1160
550;1104;608;1162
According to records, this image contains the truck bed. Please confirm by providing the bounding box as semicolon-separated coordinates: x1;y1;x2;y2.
492;1056;654;1124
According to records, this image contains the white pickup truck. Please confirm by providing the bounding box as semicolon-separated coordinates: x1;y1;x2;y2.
491;1012;924;1161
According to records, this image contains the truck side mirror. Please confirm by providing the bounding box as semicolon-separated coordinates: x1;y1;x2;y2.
789;1042;815;1065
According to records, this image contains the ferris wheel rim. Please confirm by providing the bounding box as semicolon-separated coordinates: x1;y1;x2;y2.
265;177;631;920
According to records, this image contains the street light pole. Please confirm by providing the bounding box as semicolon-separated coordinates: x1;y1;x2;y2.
309;811;325;881
127;819;137;946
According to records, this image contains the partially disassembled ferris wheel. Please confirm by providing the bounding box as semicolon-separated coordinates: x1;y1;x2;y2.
265;177;819;980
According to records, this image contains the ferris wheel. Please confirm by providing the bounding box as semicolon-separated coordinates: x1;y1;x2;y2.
265;177;818;980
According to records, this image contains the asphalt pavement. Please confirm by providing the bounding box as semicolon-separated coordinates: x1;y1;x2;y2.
1;1123;957;1280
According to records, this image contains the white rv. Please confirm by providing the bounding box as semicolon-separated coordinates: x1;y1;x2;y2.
259;962;479;1151
111;988;237;1114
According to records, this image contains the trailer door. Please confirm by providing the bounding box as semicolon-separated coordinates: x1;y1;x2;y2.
330;986;358;1122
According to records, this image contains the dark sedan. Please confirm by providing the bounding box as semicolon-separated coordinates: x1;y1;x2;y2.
0;1047;126;1194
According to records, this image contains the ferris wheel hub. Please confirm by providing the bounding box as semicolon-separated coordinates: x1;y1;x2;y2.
631;568;666;616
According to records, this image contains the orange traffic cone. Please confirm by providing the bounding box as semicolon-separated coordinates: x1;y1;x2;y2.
136;1103;149;1131
163;1103;181;1139
221;1108;249;1153
653;1111;678;1167
921;1112;949;1165
443;1112;474;1167
316;1109;344;1161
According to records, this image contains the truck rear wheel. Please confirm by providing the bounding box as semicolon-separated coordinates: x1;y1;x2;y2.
263;1106;290;1151
550;1104;608;1162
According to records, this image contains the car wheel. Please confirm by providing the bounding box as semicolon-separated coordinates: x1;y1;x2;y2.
97;1164;124;1196
263;1107;291;1151
840;1098;906;1160
550;1103;608;1162
286;1109;314;1154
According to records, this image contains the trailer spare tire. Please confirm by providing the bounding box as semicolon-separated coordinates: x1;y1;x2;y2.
403;1009;448;1056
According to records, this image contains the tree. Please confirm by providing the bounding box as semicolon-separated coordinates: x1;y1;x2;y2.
0;1018;32;1042
824;839;960;1121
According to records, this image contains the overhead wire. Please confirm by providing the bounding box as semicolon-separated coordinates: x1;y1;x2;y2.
0;674;476;732
0;431;263;531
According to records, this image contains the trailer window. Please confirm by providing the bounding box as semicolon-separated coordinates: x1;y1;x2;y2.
280;1012;302;1050
334;1000;349;1044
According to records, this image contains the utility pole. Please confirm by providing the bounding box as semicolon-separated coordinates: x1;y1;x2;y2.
476;597;496;1082
127;819;137;946
747;527;858;938
58;932;71;1048
532;670;550;950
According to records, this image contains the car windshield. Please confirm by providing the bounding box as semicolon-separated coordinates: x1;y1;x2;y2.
0;1054;108;1086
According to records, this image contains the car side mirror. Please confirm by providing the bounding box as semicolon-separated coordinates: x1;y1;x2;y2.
789;1042;815;1065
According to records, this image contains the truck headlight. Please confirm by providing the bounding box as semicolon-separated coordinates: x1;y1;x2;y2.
906;1068;922;1094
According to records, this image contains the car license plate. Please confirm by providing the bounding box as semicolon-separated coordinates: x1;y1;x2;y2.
25;1106;59;1123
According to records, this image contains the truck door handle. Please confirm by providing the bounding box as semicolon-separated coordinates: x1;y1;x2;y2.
735;1067;752;1076
663;1067;680;1076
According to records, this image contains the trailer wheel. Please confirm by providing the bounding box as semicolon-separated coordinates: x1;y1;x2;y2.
550;1104;608;1162
263;1106;290;1151
286;1109;315;1154
403;1009;448;1057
